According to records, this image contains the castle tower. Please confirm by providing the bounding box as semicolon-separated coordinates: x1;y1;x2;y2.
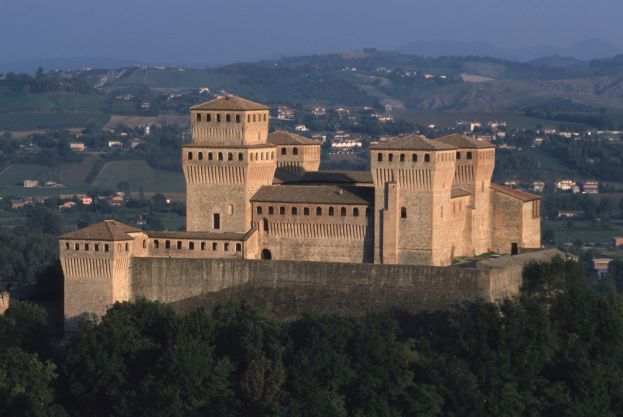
59;220;147;330
371;136;457;266
268;131;321;176
185;96;276;233
438;134;495;255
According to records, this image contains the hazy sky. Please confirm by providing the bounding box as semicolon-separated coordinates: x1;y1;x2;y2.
2;0;622;65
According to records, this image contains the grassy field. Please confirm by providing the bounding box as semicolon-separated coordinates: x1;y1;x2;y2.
0;92;108;113
92;160;184;193
544;219;623;245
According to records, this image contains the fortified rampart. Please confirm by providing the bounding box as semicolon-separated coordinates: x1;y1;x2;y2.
129;249;562;319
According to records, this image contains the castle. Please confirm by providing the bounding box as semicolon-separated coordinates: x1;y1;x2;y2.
59;95;542;325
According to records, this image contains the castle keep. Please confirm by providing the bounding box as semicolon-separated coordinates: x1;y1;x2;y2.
60;95;542;325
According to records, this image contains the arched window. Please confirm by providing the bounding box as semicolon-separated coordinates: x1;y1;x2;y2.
65;242;69;250
142;240;146;249
304;207;310;216
212;242;218;250
329;207;335;216
253;114;256;122
188;152;193;160
196;113;201;122
467;151;472;160
165;240;171;249
189;242;194;250
218;152;223;161
293;147;299;155
257;206;263;215
176;241;182;250
388;153;393;162
316;207;322;215
292;207;298;215
238;153;243;161
412;153;417;162
261;249;272;260
456;151;461;160
260;153;264;161
217;114;221;122
247;115;251;122
400;154;405;162
228;152;233;161
401;207;407;219
263;114;267;121
198;152;203;160
207;113;211;122
250;153;254;161
262;218;269;232
105;244;109;252
208;152;213;160
271;152;275;159
340;207;346;216
117;244;122;251
125;243;129;251
281;148;287;155
236;114;241;123
201;242;206;250
154;240;159;249
378;153;383;162
85;243;89;251
226;114;231;122
224;243;230;252
424;154;430;162
353;207;359;216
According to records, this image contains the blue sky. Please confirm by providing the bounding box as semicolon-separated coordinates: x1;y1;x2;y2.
1;0;622;65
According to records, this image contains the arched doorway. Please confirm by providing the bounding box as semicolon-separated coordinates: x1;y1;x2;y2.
261;249;272;260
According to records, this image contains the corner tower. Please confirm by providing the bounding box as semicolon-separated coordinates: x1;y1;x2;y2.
438;134;495;255
184;96;276;233
371;136;457;266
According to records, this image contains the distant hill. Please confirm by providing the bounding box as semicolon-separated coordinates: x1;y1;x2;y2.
0;57;139;74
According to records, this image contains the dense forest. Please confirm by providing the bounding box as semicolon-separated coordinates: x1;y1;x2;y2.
3;257;623;416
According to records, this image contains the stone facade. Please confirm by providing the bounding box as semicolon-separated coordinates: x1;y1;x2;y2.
0;291;9;315
59;95;543;327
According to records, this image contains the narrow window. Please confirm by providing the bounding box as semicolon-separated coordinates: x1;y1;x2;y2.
212;242;218;250
388;153;393;162
95;243;100;251
293;147;299;155
165;240;171;249
208;152;213;160
125;243;129;251
105;244;109;252
74;243;79;250
281;148;287;155
412;153;417;162
377;153;383;161
236;243;242;252
329;207;335;216
238;153;243;161
217;114;221;122
292;207;298;215
142;241;145;249
176;241;182;250
263;114;267;121
85;243;89;251
188;152;193;160
218;152;223;161
268;206;274;215
201;242;206;250
340;207;346;216
65;242;70;250
280;207;285;215
196;113;201;122
228;152;233;161
456;151;461;160
213;213;221;229
353;207;359;216
207;113;211;122
189;242;194;250
304;207;310;216
226;114;231;122
224;243;230;251
400;154;405;162
154;240;159;249
236;114;241;123
257;206;263;215
424;154;430;162
467;151;473;160
401;207;407;219
262;218;269;232
247;115;251;122
198;152;203;160
253;114;256;122
316;207;322;215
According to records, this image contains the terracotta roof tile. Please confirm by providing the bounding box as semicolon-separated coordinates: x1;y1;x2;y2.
60;220;140;241
372;135;456;151
490;183;541;202
190;95;268;111
148;231;246;240
251;185;374;205
268;131;321;146
451;187;472;198
437;133;495;149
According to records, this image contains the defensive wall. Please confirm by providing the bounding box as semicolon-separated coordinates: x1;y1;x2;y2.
129;249;563;318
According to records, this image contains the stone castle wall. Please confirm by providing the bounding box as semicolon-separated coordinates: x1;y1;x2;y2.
129;249;562;318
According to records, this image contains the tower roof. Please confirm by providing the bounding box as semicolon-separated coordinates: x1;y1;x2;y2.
372;135;456;151
268;131;321;146
490;183;541;202
437;133;495;149
59;220;140;241
190;95;269;111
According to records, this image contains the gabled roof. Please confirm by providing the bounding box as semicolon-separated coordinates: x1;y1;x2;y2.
437;133;495;149
268;131;321;146
60;220;140;241
372;135;456;151
190;95;268;111
490;183;541;202
251;185;374;205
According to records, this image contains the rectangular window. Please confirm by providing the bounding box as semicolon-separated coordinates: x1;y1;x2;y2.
95;244;99;252
212;242;218;251
213;213;221;230
224;243;230;251
165;240;171;249
85;243;89;251
304;207;310;216
257;206;263;215
236;243;242;252
268;206;274;215
280;207;285;215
